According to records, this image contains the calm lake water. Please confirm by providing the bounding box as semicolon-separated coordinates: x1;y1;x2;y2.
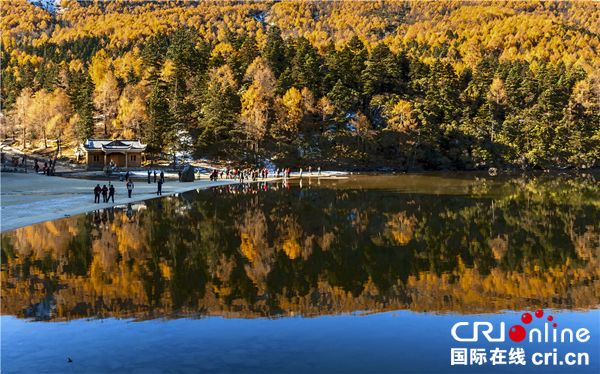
2;172;599;373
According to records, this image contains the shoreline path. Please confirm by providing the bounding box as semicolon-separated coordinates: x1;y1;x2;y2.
0;173;280;233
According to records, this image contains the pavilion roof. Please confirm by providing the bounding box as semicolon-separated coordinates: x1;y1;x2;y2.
83;139;146;152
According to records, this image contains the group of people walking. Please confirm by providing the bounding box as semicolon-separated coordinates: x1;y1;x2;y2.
95;169;169;203
146;170;165;195
33;159;53;175
147;170;165;184
207;166;322;183
93;165;324;203
94;183;116;203
94;178;135;202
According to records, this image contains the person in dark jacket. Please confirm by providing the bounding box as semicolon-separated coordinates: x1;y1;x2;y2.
126;179;134;198
101;184;108;202
108;184;115;203
157;179;163;195
94;184;101;203
160;170;165;183
148;170;151;184
154;170;157;183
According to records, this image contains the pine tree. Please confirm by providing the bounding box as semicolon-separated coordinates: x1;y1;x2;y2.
195;66;239;158
74;75;95;143
145;81;172;163
142;31;168;83
264;25;287;79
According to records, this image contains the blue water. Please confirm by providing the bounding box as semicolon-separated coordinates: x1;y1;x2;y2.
2;310;598;373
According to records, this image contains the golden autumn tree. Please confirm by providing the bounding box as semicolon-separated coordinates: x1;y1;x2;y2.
29;89;53;148
12;88;34;149
386;99;417;134
239;57;275;156
116;82;149;139
93;70;121;137
46;88;73;150
282;87;303;133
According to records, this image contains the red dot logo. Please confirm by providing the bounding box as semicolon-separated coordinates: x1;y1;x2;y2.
521;313;532;324
553;323;557;328
509;325;527;342
535;310;544;318
547;316;553;322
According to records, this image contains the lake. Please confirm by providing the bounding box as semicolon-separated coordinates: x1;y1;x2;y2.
2;172;599;373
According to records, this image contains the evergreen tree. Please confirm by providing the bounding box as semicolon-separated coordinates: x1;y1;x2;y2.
145;81;172;163
362;43;398;97
264;25;287;79
142;31;168;83
194;67;239;158
238;35;260;76
72;75;95;143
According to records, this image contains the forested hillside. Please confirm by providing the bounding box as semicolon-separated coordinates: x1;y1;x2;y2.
2;0;600;170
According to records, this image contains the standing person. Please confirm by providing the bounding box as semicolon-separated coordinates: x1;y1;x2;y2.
94;184;101;203
108;183;115;203
125;171;129;182
318;166;321;175
101;184;108;203
126;179;134;198
265;168;269;179
309;166;312;175
157;178;163;195
154;170;157;183
300;168;303;179
148;170;151;184
160;170;164;183
34;161;39;174
178;170;182;182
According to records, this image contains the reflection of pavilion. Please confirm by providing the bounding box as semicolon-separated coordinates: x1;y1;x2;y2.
82;139;146;170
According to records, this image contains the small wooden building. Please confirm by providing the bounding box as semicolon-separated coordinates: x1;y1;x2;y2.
82;139;146;170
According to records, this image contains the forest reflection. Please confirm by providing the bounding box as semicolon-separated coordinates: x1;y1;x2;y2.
1;173;599;321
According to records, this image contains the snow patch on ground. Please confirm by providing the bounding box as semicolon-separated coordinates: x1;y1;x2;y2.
1;195;89;218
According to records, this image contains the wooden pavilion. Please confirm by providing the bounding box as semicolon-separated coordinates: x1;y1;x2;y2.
82;139;146;170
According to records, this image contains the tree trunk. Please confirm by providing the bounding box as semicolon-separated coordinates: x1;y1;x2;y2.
104;106;108;136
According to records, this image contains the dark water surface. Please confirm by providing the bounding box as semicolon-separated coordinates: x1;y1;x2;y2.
2;172;599;373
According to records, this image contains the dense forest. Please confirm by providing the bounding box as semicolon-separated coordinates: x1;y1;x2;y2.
2;174;599;320
1;0;600;170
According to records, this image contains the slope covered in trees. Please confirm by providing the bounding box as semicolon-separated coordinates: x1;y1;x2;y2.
1;0;600;170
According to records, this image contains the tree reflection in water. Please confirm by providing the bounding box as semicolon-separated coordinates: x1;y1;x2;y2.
1;173;599;321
